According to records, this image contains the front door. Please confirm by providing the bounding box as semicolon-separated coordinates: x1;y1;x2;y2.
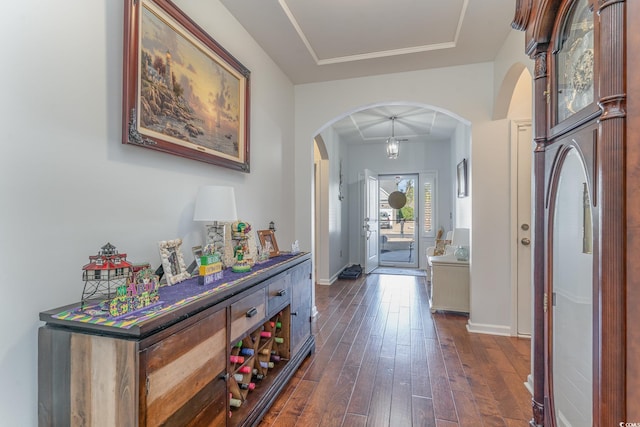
379;174;419;268
363;169;379;273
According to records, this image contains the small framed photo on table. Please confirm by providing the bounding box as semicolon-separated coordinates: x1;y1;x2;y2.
158;238;191;285
257;230;280;258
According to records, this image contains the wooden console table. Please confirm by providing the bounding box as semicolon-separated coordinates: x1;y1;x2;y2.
38;253;314;427
428;255;469;314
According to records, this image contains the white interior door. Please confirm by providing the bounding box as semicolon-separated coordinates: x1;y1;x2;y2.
363;169;379;273
515;121;532;336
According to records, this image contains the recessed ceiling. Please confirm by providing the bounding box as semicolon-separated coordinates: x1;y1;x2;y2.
219;0;515;144
220;0;516;84
280;0;466;64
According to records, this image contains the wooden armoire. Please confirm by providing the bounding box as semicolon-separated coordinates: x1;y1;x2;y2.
513;0;639;426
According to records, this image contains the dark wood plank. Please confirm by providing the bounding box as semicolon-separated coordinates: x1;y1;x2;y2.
411;396;436;427
410;328;431;399
397;305;412;346
295;345;353;426
346;334;383;415
451;390;481;427
318;365;359;426
343;413;368;427
380;311;399;358
367;355;395;427
389;344;413;426
425;337;457;422
259;379;316;426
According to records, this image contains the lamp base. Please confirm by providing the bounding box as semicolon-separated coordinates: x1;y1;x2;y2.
205;223;226;257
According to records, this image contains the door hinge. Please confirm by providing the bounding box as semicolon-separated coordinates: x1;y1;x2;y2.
146;377;150;396
544;82;551;104
543;292;548;313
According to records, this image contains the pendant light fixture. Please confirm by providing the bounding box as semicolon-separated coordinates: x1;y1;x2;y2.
386;116;399;159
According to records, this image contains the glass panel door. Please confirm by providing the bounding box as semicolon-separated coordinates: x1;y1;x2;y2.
378;174;418;267
551;148;593;427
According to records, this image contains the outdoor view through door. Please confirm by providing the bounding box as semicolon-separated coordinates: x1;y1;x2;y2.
379;174;418;267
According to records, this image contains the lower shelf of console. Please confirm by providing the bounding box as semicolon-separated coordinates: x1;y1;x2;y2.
228;306;314;427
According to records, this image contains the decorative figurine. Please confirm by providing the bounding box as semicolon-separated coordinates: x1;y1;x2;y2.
107;266;160;317
80;243;160;316
230;220;252;272
199;252;223;285
81;243;133;310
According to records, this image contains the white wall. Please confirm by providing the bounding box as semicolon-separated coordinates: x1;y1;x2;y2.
0;0;295;424
452;122;472;228
313;139;330;283
315;127;350;283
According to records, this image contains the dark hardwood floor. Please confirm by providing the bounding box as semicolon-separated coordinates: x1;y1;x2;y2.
259;272;531;427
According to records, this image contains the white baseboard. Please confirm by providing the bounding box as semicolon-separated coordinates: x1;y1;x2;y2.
318;262;354;286
466;320;512;336
524;374;533;396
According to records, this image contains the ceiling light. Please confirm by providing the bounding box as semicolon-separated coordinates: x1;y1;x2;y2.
386;116;399;159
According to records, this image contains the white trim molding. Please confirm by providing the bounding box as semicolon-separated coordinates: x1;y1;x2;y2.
466;320;512;336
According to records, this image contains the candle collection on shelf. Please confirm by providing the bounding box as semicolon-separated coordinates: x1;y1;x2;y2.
228;310;289;418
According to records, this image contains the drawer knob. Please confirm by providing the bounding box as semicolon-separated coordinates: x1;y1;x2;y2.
277;289;287;297
246;307;258;318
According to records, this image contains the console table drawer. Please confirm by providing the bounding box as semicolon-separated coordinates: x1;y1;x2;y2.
230;288;266;342
267;275;290;315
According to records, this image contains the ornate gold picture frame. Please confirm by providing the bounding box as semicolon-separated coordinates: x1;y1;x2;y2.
122;0;251;172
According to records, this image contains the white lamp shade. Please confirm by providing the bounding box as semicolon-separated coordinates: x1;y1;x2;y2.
193;186;238;222
452;228;470;247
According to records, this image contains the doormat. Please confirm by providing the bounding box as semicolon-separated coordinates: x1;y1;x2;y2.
371;267;426;277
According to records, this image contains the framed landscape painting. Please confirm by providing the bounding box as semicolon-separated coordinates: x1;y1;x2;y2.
122;0;251;172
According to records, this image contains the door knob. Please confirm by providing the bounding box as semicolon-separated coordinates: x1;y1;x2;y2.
521;238;531;246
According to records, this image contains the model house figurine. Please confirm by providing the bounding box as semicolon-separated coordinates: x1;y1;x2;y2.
80;243;160;316
81;243;133;310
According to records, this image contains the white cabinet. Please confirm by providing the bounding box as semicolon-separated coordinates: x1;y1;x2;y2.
428;255;469;313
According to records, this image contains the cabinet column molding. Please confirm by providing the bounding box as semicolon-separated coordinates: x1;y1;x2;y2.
530;47;548;427
596;0;626;425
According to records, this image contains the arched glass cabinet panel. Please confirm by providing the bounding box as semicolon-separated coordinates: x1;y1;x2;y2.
550;148;593;427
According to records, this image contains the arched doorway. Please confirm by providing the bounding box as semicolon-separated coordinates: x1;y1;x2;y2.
312;102;471;284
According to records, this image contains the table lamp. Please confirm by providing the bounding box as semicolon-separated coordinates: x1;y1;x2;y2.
452;228;470;261
193;186;238;257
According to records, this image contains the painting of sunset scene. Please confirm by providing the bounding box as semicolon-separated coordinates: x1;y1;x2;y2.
138;2;245;161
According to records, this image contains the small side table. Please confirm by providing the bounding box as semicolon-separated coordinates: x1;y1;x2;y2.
428;255;469;313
